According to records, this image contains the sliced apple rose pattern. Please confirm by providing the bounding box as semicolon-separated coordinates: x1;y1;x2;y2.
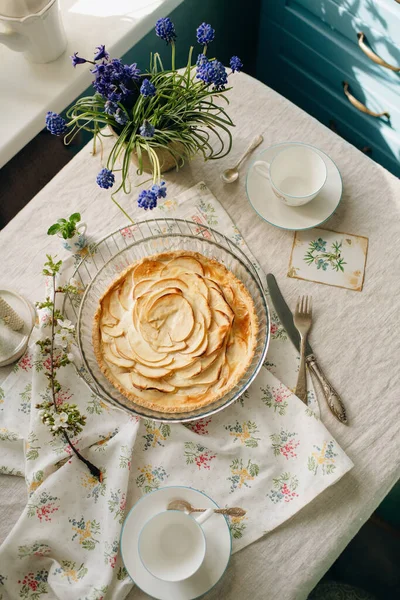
93;251;258;412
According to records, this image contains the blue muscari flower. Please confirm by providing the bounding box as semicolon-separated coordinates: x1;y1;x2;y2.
104;100;118;115
152;181;167;198
91;62;106;75
155;17;177;44
138;189;158;210
70;52;87;68
140;78;156;97
196;59;228;91
138;182;167;210
94;44;109;61
139;120;155;137
196;22;215;45
92;58;141;102
196;54;207;68
230;56;243;72
96;168;115;189
125;63;141;81
115;108;128;125
45;111;67;136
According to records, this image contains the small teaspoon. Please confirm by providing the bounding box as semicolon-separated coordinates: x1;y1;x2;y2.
167;499;246;517
221;134;264;183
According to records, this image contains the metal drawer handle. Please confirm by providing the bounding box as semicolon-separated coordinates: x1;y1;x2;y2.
342;81;390;119
357;32;400;72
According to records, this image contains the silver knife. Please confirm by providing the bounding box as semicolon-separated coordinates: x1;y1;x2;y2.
266;274;347;424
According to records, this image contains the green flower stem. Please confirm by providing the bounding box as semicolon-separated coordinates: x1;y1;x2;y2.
48;274;102;481
171;40;176;71
110;194;135;224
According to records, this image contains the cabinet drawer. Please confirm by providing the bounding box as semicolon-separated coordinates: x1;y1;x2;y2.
276;63;400;176
264;0;400;84
278;75;399;176
258;31;400;174
295;0;400;51
265;21;400;146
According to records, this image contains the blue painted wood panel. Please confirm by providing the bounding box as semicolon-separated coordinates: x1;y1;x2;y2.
257;0;400;176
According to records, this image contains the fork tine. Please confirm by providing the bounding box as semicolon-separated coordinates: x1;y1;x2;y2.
302;295;306;314
296;296;301;313
308;296;312;315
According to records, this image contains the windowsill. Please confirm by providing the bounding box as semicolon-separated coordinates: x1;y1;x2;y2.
0;0;183;168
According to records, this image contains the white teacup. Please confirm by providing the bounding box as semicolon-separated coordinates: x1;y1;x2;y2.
138;508;214;582
254;145;327;207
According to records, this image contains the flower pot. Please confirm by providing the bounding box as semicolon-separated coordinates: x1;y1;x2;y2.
109;125;187;174
131;141;187;174
59;222;87;253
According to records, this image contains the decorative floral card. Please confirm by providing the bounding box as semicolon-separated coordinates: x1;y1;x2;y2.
287;228;368;291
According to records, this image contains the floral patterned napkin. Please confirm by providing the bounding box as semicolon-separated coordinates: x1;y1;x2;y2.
0;183;353;600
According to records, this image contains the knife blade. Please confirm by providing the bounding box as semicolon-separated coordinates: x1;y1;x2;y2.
266;273;347;424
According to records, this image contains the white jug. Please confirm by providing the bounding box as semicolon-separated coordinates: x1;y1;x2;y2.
0;0;67;63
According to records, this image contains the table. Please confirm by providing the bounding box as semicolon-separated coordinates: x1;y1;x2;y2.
1;72;399;600
0;0;183;168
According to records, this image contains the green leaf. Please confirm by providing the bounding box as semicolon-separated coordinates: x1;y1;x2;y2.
47;224;60;235
57;218;67;224
69;212;81;223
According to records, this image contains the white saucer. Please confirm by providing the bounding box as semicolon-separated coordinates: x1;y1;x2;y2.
120;486;231;600
0;290;36;367
246;142;342;230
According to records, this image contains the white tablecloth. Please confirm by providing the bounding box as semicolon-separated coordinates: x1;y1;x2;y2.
1;72;399;600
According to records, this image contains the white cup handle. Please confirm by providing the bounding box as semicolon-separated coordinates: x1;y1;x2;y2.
76;222;87;235
194;508;214;525
253;160;270;179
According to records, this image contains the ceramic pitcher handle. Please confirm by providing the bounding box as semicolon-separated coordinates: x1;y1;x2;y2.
194;508;214;525
253;160;270;179
76;222;87;235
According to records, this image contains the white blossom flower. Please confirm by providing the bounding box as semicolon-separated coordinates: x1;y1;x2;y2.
53;412;69;429
58;318;75;331
54;333;68;349
67;353;74;362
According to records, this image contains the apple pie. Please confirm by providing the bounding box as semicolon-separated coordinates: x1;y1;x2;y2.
93;250;258;412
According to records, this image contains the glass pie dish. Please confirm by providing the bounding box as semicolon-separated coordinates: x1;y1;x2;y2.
65;219;270;423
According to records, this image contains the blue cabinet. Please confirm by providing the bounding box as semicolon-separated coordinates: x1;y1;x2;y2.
257;0;400;176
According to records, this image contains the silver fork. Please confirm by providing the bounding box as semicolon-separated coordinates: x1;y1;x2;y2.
294;296;313;404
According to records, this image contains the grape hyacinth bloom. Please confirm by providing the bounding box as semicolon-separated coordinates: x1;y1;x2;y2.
196;22;215;45
104;100;118;115
196;54;207;68
70;52;87;68
94;44;109;61
114;108;128;125
230;56;243;73
152;181;167;199
138;181;167;210
96;168;115;189
140;78;156;97
196;59;228;91
137;189;157;211
45;112;67;136
92;59;141;103
155;17;176;44
139;120;155;137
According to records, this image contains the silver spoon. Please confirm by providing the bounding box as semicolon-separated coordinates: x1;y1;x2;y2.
221;134;264;183
167;499;246;517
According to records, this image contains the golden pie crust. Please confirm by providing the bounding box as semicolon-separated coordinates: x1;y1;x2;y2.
92;250;258;413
